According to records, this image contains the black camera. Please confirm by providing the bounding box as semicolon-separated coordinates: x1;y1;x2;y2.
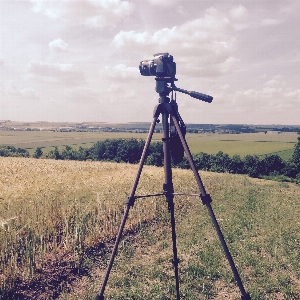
139;53;176;78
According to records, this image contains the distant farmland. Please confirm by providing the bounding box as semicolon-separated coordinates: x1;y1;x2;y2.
0;130;297;159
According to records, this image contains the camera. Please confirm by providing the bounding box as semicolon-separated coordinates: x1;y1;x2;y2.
139;53;176;78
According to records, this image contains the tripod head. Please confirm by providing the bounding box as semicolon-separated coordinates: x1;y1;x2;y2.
139;53;213;103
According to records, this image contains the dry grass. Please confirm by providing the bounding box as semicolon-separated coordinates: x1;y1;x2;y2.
1;157;300;299
0;157;166;296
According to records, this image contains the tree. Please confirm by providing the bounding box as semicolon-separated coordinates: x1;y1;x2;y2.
46;147;61;160
261;155;285;176
77;146;89;161
146;152;164;167
243;155;262;177
209;151;231;173
292;129;300;173
0;146;29;157
228;155;244;174
193;152;211;170
61;145;77;160
33;147;43;159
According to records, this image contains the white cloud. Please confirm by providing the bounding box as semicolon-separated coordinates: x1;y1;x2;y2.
112;8;237;78
67;87;100;103
241;76;299;104
108;84;122;92
5;84;20;96
261;18;283;26
3;84;39;100
0;58;4;66
230;5;247;20
27;61;85;85
104;64;139;80
148;0;180;7
30;0;135;28
20;88;40;99
49;38;69;52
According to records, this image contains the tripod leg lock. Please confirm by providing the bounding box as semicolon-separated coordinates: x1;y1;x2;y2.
163;183;174;194
125;196;136;207
200;194;212;205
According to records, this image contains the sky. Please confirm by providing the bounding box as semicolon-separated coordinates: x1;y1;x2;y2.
0;0;299;125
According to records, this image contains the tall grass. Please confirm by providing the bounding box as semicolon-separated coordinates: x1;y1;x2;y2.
1;157;300;299
60;168;300;299
0;157;165;296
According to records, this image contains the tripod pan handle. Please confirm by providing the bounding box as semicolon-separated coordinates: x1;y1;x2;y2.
189;91;213;103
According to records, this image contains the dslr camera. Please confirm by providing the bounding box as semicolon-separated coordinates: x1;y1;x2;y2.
139;53;176;78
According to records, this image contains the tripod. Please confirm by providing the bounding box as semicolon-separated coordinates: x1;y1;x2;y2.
96;77;251;300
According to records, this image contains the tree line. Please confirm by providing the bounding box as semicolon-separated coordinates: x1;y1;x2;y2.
1;131;300;182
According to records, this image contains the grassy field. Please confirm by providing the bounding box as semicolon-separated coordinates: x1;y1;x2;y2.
0;131;161;149
0;130;298;160
1;157;300;299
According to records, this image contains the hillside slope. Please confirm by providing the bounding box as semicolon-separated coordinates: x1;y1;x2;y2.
1;157;300;299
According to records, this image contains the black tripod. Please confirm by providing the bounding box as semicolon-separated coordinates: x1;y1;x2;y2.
96;77;251;300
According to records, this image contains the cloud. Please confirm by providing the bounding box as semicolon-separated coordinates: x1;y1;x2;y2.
240;76;300;109
260;18;283;26
67;87;100;103
30;0;135;28
49;38;69;52
5;84;20;96
104;64;139;81
3;84;40;100
148;0;180;7
20;88;40;100
112;8;238;78
0;58;4;66
229;5;247;20
26;61;85;85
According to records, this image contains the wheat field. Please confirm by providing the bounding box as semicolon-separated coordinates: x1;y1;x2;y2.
1;157;300;299
0;157;161;294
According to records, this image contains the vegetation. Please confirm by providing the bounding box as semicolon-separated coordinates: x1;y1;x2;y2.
0;145;29;158
42;137;300;183
2;134;300;183
0;157;300;299
292;129;300;169
0;130;297;158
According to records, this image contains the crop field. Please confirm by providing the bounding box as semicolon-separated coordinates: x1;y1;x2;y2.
0;130;298;159
185;132;297;159
1;157;300;299
0;130;162;149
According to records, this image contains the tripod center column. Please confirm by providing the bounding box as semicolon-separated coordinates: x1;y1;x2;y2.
160;96;173;192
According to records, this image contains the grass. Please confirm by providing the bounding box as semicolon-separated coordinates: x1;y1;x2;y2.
0;131;161;150
58;172;300;299
1;131;297;159
186;140;295;158
1;157;300;299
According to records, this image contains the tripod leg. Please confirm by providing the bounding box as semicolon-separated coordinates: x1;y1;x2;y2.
171;115;251;300
96;115;159;300
162;111;181;300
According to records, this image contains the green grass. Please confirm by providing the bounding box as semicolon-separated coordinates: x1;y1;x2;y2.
258;148;295;161
0;131;161;150
56;166;300;299
1;130;297;159
1;158;300;298
187;140;295;158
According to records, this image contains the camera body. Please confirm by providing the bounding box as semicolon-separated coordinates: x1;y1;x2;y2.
139;53;176;78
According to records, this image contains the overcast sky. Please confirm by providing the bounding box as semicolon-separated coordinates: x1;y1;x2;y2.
0;0;299;125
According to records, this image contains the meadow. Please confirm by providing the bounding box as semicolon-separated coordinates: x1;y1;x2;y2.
1;157;300;299
0;130;297;160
